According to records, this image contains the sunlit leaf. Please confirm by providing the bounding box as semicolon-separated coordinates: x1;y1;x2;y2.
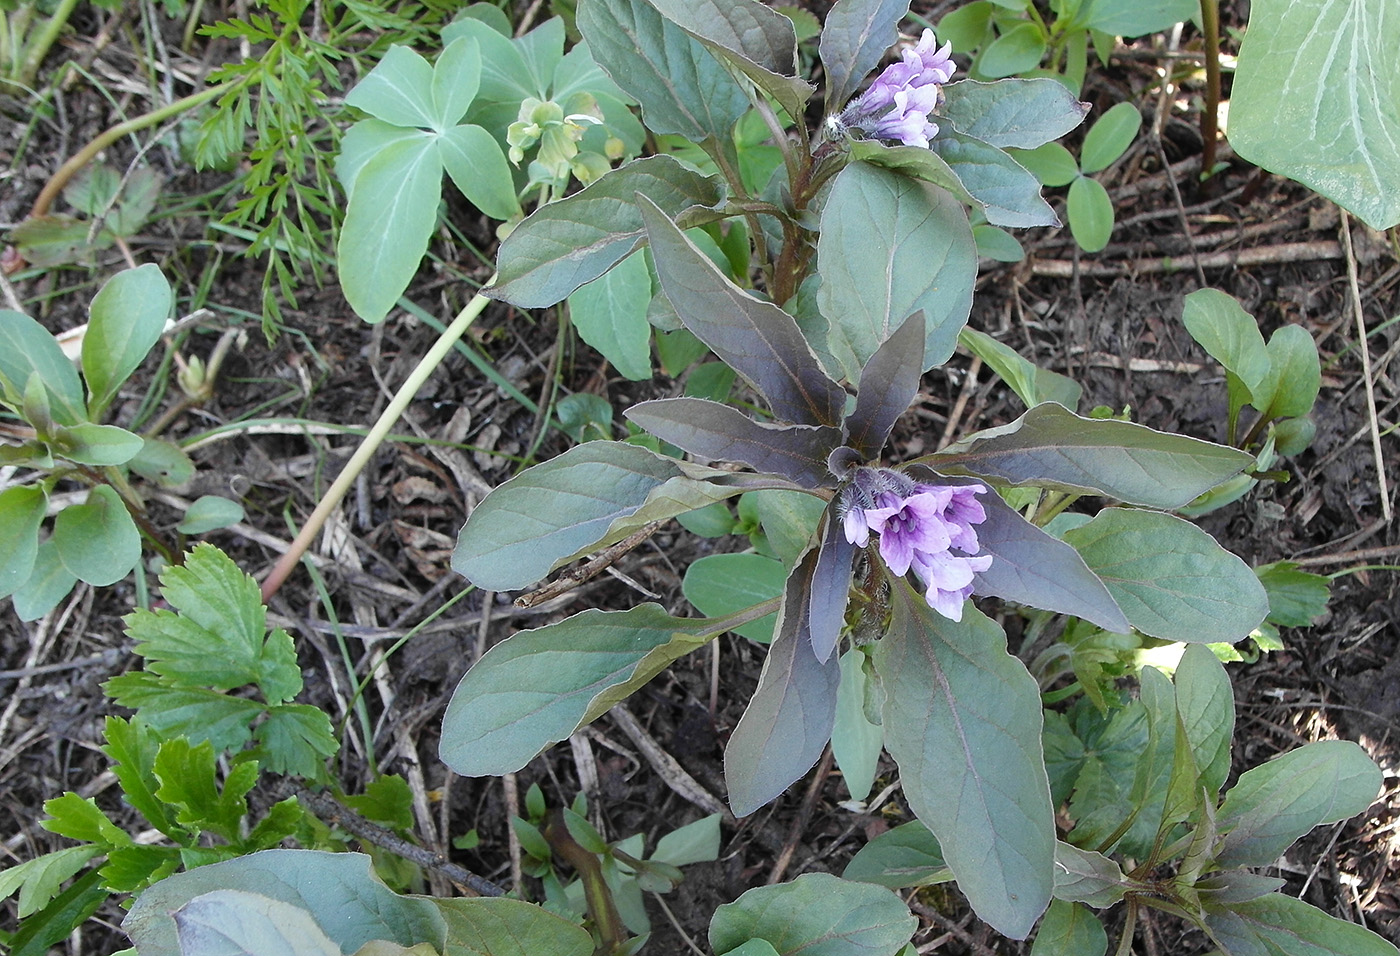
843;820;951;890
710;872;916;956
931;129;1057;227
937;78;1088;149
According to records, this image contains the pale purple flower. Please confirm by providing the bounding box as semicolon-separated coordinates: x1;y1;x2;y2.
913;548;993;622
835;30;955;149
863;488;953;576
843;506;871;548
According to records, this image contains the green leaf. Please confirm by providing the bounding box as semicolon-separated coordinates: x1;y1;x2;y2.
0;485;46;599
958;327;1082;410
577;0;749;142
1215;740;1382;868
1063;509;1269;644
937;79;1088;149
744;489;826;565
931;129;1058;227
438;124;521;223
9;538;77;621
173;890;342;956
176;495;246;535
817;163;977;377
926;401;1255;508
0;309;87;425
1180;289;1271;401
819;0;911;111
254;705;338;777
874;585;1053;939
1259;324;1321;420
937;0;994;52
123;851;448;956
153;736;255;839
652;813;722;866
846;140;982;208
1256;561;1330;627
1007;142;1079;187
720;941;783;956
682;553;786;642
725;553;841;816
1211;893;1400;956
1081;0;1195;37
434;896;594;956
81;264;172;419
627;399;842;486
977;21;1045;79
337;132;442;324
128;437;195;487
1050;842;1125;908
53;484;140;586
1066;175;1114;252
1029;900;1106;956
345;45;439;130
41;792;131;847
0;846;102;918
1174;644;1234;797
710;872;916;956
489;155;723;308
103;716;182;838
5;866;108;956
1078;102;1141;175
567;250;654;381
641;197;846;426
452;440;736;591
103;672;264;752
344;775;415;832
843;820;951;889
440;604;720;776
832;651;883;802
431;37;482;130
53;423;144;466
1227;0;1400;230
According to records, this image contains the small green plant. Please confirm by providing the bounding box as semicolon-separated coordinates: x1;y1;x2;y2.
0;264;244;619
0;0;117;89
7;163;163;268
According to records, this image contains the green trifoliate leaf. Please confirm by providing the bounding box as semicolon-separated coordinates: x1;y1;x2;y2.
1078;102;1141;175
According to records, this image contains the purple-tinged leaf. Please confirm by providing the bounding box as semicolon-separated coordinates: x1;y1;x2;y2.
846;310;925;461
488;156;724;308
936;79;1089;150
873;585;1054;939
903;467;1128;632
809;510;856;663
819;0;912;113
923;402;1254;509
1211;894;1399;956
725;551;841;816
639;196;847;426
626;398;842;487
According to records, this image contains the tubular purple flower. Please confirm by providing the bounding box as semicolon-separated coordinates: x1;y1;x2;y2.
835;29;955;149
864;488;954;577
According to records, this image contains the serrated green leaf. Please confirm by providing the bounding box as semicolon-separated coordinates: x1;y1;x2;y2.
725;553;841;815
926;401;1254;508
1064;509;1269;644
709;872;916;956
173;889;342;956
176;495;246;535
1030;900;1106;956
6;865;108;956
817;163;977;378
1079;102;1141;174
53;484;140;587
123;851;448;956
488;155;723;308
102;717;182;837
683;553;786;643
1216;740;1382;868
938;78;1088;149
153;737;255;840
82;263;172;419
567;249;653;381
254;705;338;777
1066;175;1113;252
103;672;264;752
440;604;722;776
0;309;87;425
345;45;439;130
874;584;1053;939
344;775;415;832
0;485;47;599
41;792;132;847
0;846;103;918
843;821;951;890
1227;0;1400;230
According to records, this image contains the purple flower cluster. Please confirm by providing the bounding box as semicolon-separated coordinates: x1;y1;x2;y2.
836;30;955;149
841;470;991;621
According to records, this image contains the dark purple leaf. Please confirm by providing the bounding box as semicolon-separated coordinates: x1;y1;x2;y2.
819;0;911;113
638;196;847;426
905;466;1129;633
846;310;925;460
808;510;856;663
626;398;842;486
725;550;841;816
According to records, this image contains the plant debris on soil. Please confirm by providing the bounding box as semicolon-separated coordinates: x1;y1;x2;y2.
2;2;1398;953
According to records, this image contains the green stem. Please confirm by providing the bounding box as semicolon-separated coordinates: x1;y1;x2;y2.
260;285;496;602
1199;0;1222;180
28;75;246;220
17;0;81;87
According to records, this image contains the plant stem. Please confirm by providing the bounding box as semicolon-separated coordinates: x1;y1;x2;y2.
26;76;246;221
260;286;495;602
1199;0;1221;181
17;0;80;87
